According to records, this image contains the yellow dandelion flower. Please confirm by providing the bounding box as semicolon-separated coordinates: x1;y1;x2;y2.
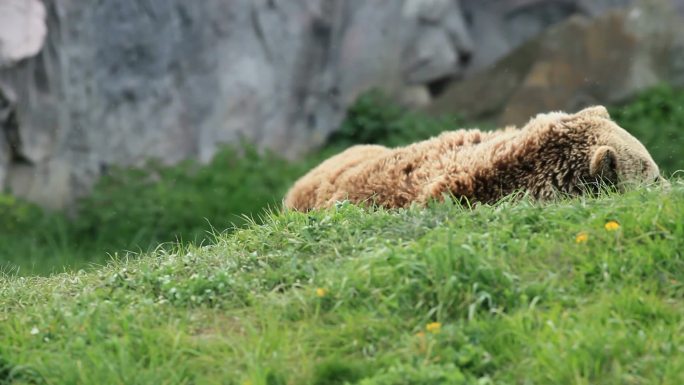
605;221;620;231
426;322;442;334
315;288;328;298
575;232;588;244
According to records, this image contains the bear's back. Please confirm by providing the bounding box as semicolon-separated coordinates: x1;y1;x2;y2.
284;144;390;210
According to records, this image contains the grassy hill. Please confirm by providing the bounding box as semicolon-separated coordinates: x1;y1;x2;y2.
1;181;682;384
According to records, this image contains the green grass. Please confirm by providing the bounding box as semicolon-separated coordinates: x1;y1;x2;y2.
1;181;682;384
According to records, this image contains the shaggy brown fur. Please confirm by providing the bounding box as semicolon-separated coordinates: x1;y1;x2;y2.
284;106;661;211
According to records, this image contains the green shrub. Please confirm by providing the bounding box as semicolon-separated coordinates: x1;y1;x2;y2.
610;85;684;174
0;193;44;233
326;90;463;148
74;145;305;250
0;146;307;275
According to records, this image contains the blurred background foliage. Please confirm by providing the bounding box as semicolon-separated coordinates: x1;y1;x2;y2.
1;85;682;275
609;85;684;175
327;91;464;149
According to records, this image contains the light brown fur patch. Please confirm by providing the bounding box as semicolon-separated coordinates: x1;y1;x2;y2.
284;106;661;211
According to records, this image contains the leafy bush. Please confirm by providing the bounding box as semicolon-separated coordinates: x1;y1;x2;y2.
610;85;684;174
0;194;44;233
0;146;307;274
327;90;462;148
74;145;306;250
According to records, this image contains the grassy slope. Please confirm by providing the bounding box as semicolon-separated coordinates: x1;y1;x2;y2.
1;182;683;385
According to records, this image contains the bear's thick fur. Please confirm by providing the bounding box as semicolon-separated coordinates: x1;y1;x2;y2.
284;106;661;211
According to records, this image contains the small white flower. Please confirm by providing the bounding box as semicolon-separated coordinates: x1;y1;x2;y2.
30;327;40;335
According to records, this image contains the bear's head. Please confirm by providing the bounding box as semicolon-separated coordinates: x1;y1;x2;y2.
526;105;662;193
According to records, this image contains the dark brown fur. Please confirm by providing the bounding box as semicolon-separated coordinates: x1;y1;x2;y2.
284;106;660;211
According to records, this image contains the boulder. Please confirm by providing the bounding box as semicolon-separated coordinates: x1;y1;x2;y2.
428;0;684;126
0;0;47;68
459;0;640;74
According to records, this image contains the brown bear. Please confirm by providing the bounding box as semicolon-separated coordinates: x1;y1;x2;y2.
284;106;662;211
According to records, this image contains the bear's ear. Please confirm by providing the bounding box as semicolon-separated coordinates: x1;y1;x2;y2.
590;145;618;182
576;106;610;119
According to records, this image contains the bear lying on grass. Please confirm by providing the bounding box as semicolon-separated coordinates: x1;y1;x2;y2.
284;106;661;211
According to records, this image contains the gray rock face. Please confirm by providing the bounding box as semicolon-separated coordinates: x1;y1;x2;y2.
0;0;47;191
0;0;473;208
428;0;684;126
